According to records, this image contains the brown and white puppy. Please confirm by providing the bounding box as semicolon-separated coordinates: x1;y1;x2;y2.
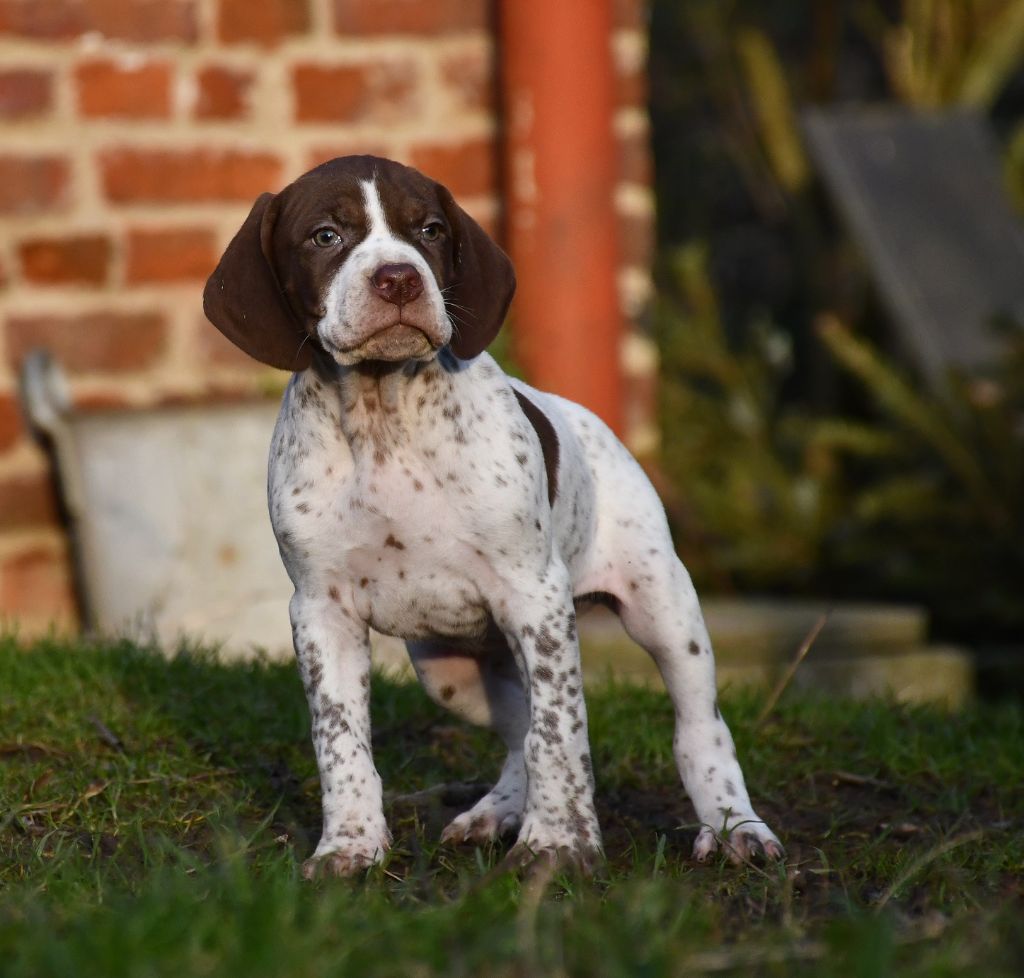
205;155;783;877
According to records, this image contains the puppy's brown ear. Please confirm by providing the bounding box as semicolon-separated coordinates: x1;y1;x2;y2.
438;188;516;360
203;192;313;371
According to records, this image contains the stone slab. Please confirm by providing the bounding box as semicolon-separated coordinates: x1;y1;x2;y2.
804;107;1024;384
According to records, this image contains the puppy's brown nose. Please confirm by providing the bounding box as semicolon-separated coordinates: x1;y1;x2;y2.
370;263;423;305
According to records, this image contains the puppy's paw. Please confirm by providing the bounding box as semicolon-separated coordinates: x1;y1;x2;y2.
502;815;604;877
301;829;390;880
503;841;604;879
693;816;785;865
441;790;524;845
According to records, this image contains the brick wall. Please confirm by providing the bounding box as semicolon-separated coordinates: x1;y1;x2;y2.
0;0;654;634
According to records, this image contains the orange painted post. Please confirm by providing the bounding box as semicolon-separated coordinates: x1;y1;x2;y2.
499;0;624;432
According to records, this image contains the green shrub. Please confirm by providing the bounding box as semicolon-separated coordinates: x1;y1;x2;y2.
655;244;1024;639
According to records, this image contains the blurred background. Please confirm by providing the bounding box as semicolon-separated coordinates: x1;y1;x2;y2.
648;0;1024;652
0;0;1021;694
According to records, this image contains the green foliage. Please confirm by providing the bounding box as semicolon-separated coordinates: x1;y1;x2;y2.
817;318;1024;636
655;247;1024;636
655;245;881;592
650;0;1024;633
860;0;1024;109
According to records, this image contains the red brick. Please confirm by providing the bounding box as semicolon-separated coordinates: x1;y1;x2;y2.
292;63;370;123
616;60;647;109
440;48;494;113
72;390;132;411
0;0;197;41
618;130;651;185
624;367;657;453
0;393;24;453
195;65;253;119
99;149;282;203
292;61;417;123
333;0;485;34
76;59;171;119
0;543;77;625
409;139;496;198
613;0;645;31
0;156;69;215
19;234;111;286
6;311;167;374
618;211;653;269
0;69;53;119
0;472;60;530
125;227;216;283
305;143;391;171
218;0;308;44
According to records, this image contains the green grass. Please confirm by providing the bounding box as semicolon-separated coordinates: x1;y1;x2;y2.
1;635;1022;977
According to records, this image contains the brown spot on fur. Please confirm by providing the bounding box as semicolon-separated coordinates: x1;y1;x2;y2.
513;389;559;505
384;534;405;550
688;640;700;655
535;625;560;658
440;684;456;701
327;585;341;602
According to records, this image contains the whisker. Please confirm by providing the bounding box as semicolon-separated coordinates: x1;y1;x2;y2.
446;309;469;328
446;314;462;342
292;333;312;367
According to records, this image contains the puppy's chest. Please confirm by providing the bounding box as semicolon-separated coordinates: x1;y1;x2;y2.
271;364;547;639
353;542;492;641
279;449;511;640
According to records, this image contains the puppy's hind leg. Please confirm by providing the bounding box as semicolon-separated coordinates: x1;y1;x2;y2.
611;544;784;864
406;636;529;845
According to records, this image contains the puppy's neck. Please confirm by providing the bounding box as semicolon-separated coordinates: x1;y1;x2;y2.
309;349;461;455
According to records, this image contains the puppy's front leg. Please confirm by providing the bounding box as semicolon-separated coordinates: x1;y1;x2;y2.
496;564;603;872
290;590;390;878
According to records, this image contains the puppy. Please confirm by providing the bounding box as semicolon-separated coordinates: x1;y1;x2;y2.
204;155;783;876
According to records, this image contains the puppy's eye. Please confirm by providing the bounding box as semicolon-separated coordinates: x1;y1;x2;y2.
313;228;340;247
420;222;444;242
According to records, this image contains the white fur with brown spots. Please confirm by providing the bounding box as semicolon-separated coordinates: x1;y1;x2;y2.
204;156;783;878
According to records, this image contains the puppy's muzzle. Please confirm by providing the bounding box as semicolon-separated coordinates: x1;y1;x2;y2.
347;323;435;361
337;263;442;362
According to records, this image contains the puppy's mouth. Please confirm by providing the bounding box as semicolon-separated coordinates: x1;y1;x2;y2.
337;322;439;363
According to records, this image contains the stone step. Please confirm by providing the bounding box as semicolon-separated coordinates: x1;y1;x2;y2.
373;599;972;707
578;602;970;706
581;600;929;662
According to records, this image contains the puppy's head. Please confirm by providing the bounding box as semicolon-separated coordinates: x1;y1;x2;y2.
204;155;516;370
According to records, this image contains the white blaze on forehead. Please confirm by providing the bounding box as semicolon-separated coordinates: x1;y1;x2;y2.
361;177;392;240
315;173;452;360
